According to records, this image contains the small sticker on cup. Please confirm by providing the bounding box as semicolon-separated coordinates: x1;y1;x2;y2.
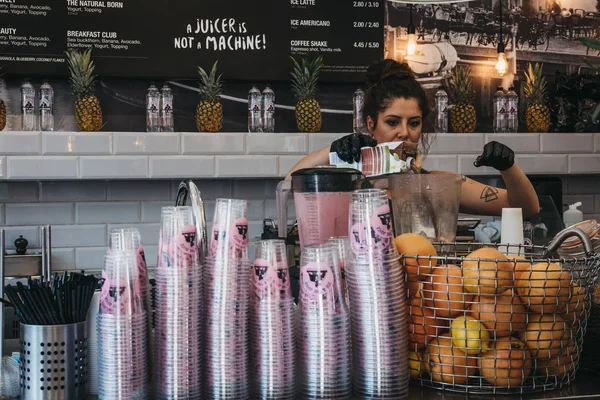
350;222;369;257
230;217;249;251
300;262;335;310
370;203;393;250
252;258;278;299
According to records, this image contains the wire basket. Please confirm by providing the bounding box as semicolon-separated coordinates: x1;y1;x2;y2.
404;228;600;395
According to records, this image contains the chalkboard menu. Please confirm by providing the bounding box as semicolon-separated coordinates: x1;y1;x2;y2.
0;0;384;82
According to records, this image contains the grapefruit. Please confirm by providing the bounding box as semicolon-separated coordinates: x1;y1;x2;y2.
478;337;533;387
519;314;570;360
407;279;424;299
516;262;572;314
426;335;478;385
563;283;587;329
462;248;514;295
509;255;532;280
470;290;528;338
394;233;437;278
408;300;446;351
423;264;473;318
536;339;578;379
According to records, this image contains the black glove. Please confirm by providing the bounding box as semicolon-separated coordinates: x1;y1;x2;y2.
474;141;515;171
330;134;377;163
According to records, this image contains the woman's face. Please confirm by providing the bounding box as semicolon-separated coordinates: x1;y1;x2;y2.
367;97;423;144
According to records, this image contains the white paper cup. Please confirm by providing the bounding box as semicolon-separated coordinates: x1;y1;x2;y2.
500;207;525;255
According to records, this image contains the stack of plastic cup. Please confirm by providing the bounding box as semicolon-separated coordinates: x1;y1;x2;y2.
109;228;153;353
204;199;251;399
249;239;296;399
110;228;151;322
346;188;409;399
297;243;352;399
328;236;350;306
154;206;203;399
97;250;149;400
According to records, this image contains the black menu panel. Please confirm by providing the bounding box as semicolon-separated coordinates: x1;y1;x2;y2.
0;0;384;82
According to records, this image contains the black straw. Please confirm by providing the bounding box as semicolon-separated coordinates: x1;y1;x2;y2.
3;271;99;325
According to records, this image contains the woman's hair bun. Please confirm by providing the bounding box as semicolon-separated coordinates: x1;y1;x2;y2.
366;59;415;85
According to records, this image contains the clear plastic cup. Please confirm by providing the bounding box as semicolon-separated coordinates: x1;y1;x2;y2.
209;198;249;261
345;190;410;398
100;250;143;316
158;206;200;269
252;239;292;301
299;243;346;313
249;239;296;399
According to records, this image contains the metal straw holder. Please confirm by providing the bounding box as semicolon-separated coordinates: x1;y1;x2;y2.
20;322;88;400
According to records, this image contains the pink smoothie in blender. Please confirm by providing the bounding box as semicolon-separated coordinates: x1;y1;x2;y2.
295;191;351;247
277;167;362;249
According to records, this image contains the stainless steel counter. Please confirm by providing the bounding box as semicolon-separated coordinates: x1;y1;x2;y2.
85;372;600;399
408;372;600;399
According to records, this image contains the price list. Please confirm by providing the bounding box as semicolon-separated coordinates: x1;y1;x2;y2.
1;0;384;82
288;0;384;81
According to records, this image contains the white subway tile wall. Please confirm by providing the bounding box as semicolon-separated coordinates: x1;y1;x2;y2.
0;176;598;272
1;132;598;179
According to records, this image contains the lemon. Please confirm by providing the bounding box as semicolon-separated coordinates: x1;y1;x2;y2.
450;316;490;355
408;352;425;379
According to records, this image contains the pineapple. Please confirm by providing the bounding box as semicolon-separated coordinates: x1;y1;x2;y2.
448;66;477;133
66;48;103;131
524;62;551;133
0;66;6;131
195;61;223;132
291;56;323;133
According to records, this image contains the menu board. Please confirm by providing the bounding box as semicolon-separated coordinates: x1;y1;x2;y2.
0;0;384;82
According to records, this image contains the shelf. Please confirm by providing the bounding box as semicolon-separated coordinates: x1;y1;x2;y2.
0;132;598;180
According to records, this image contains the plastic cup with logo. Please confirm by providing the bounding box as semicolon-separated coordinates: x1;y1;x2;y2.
204;198;251;399
249;239;296;399
346;188;410;398
97;249;149;399
209;198;249;262
297;243;352;399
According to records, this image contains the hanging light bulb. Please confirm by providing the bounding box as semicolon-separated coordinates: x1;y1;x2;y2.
407;30;417;56
495;0;508;76
496;43;508;76
406;3;417;56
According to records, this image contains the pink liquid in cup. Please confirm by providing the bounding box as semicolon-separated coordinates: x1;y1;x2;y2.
294;191;351;248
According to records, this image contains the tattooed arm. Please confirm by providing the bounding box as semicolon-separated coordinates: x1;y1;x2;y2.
453;165;540;218
430;142;540;217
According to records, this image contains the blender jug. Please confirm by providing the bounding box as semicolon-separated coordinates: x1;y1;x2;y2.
388;173;465;242
277;167;363;248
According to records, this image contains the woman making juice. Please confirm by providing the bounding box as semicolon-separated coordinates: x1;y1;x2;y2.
286;59;540;218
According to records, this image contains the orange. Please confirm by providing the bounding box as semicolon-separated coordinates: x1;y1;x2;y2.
516;262;571;314
470;290;527;338
423;264;473;318
519;314;570;360
408;300;447;351
462;248;514;295
394;233;437;279
406;279;424;299
426;335;478;385
563;283;587;329
478;337;532;387
509;255;532;280
536;339;578;379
